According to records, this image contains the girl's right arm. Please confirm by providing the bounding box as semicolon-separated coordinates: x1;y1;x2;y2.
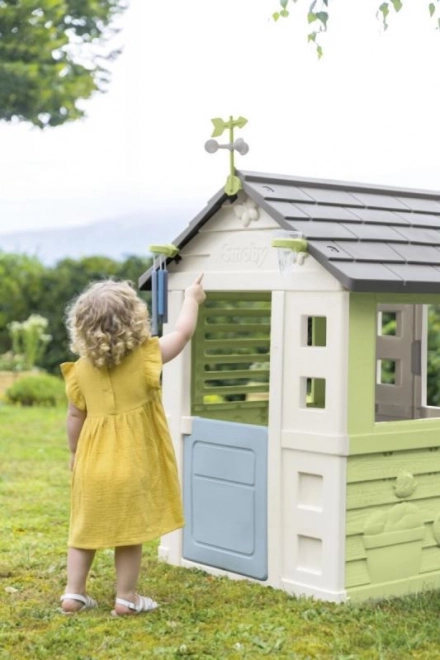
159;274;206;364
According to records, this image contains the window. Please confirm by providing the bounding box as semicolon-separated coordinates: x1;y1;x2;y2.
426;305;440;409
375;303;440;422
377;359;399;386
302;377;326;409
378;310;399;337
191;293;271;426
302;316;327;347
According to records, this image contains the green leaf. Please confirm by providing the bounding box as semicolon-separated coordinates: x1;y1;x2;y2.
391;0;403;11
307;31;317;42
317;45;323;58
315;11;329;27
378;2;390;29
279;0;289;8
280;9;289;17
307;11;317;23
272;11;280;21
429;3;436;17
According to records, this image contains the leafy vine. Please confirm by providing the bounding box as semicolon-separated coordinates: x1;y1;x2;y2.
273;0;440;58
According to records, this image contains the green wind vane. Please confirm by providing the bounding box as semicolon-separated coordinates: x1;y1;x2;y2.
205;116;249;196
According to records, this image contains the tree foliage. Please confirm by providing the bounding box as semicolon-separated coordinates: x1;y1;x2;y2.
427;306;440;406
0;252;152;373
273;0;440;57
2;251;440;407
0;253;46;354
0;0;127;128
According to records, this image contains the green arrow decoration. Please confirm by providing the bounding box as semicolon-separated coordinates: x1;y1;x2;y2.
205;115;249;196
210;116;248;138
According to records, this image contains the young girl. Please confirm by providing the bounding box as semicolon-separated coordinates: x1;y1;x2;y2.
59;275;205;616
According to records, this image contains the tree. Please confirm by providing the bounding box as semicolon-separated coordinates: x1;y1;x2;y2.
273;1;440;57
0;252;45;354
427;306;440;406
0;0;126;128
38;255;152;372
0;252;153;373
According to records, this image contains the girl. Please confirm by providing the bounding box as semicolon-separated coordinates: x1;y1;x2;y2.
59;275;205;616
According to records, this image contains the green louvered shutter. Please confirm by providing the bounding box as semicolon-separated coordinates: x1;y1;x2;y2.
191;292;271;425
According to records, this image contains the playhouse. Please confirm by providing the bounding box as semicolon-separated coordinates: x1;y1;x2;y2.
139;170;440;602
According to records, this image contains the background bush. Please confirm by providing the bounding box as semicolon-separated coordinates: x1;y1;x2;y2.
0;253;152;373
0;350;27;371
6;373;66;407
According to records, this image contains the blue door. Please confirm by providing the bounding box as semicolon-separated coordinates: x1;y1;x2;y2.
183;417;268;580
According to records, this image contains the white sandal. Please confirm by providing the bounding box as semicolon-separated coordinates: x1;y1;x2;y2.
112;594;159;616
60;593;97;614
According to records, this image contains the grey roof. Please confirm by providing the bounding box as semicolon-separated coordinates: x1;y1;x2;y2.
139;188;231;290
139;170;440;294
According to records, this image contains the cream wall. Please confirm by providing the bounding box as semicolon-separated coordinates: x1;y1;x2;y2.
159;197;349;601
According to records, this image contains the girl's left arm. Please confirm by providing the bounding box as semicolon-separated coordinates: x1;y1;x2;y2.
67;402;87;469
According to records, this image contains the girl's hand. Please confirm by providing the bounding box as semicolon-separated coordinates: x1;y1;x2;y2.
185;274;206;305
69;453;75;471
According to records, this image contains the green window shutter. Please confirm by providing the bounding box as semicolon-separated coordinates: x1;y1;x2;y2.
191;292;271;425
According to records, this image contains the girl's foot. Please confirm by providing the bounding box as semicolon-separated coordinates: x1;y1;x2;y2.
60;593;97;614
112;594;159;616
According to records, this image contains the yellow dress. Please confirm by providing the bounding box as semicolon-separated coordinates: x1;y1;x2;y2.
60;337;184;550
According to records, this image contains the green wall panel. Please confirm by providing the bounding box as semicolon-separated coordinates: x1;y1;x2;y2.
345;445;440;598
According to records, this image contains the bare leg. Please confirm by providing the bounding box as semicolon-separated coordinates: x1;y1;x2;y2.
113;544;143;615
61;547;96;613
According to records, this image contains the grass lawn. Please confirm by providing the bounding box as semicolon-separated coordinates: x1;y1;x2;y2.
2;405;440;659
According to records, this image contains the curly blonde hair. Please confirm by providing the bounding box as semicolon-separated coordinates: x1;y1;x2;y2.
66;280;151;368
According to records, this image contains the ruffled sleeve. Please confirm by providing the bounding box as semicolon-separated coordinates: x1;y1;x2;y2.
60;362;86;411
142;337;162;389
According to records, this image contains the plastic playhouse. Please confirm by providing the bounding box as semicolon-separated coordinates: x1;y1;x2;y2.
140;168;440;603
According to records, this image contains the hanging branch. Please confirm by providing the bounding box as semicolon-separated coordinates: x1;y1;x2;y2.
272;0;440;58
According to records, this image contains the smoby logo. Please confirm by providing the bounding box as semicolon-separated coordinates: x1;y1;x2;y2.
221;243;268;269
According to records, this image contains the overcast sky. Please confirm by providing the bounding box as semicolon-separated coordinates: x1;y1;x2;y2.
1;0;440;235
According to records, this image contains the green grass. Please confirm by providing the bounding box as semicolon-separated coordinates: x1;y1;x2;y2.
2;405;440;659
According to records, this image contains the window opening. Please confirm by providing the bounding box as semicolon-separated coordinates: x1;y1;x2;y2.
375;303;440;422
377;359;399;386
378;311;399;337
303;377;326;409
427;305;440;407
304;316;327;347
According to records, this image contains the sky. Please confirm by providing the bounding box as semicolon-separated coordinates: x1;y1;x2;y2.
1;0;440;236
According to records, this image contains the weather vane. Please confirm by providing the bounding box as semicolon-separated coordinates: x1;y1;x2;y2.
205;115;249;196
